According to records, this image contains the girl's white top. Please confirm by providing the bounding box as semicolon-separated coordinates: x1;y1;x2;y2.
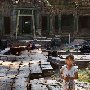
60;65;78;90
61;65;78;78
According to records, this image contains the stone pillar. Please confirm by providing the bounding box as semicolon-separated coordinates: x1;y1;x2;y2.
47;15;50;34
15;10;20;39
36;12;41;36
32;10;36;38
74;11;79;35
0;15;3;36
49;14;54;35
39;14;42;36
58;13;61;34
10;6;17;35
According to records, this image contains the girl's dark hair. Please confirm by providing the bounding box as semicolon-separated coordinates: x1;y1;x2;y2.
66;54;74;60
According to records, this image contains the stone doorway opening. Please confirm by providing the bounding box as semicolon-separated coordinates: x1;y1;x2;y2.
4;17;11;34
41;16;48;35
61;14;74;33
19;16;32;34
79;16;90;36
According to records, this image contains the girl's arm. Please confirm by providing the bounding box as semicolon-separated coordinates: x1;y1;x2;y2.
74;71;78;79
60;67;64;79
63;72;78;82
70;72;78;80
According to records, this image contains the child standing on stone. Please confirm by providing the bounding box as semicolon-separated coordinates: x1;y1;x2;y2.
60;54;78;90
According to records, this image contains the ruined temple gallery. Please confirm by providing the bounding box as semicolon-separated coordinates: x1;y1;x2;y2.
0;0;90;38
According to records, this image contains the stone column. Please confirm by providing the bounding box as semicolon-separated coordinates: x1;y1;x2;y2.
10;6;17;36
58;13;61;34
47;15;50;34
49;14;54;35
36;12;41;36
0;15;3;36
73;11;79;36
16;10;20;39
32;10;36;38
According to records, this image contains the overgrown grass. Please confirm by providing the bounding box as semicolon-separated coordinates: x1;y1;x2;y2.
78;68;90;83
51;68;90;83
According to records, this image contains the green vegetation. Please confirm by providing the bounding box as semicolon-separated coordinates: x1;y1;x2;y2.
78;68;90;83
51;68;90;83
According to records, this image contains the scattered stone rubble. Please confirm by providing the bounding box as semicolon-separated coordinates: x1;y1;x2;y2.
0;48;90;90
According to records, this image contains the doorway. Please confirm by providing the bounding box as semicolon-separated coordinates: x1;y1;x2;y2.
78;16;90;36
19;16;32;34
4;17;10;34
61;14;74;33
41;16;48;35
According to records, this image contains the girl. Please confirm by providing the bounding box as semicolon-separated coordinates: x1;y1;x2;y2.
60;54;78;90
